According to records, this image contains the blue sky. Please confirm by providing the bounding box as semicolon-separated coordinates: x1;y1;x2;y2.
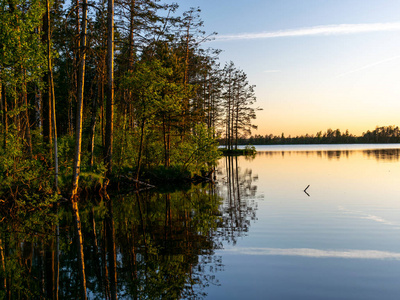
173;0;400;136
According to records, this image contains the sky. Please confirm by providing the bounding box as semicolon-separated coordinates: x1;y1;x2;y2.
173;0;400;137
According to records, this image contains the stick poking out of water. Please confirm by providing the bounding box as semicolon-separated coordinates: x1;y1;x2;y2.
304;185;310;197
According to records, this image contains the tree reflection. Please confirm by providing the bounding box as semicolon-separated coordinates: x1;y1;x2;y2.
0;184;226;299
0;196;58;299
216;156;259;246
258;149;400;161
363;149;400;161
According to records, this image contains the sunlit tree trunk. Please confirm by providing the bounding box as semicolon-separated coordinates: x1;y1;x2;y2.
99;71;105;149
44;0;59;190
0;239;6;292
88;93;97;168
42;9;52;146
4;238;10;300
70;1;88;295
22;70;33;156
73;0;80;133
2;84;7;148
71;0;88;198
0;83;2;130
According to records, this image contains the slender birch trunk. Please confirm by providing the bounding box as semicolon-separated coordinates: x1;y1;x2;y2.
42;9;52;146
128;0;136;70
88;93;97;168
21;70;33;156
70;2;88;297
71;0;88;198
0;239;6;291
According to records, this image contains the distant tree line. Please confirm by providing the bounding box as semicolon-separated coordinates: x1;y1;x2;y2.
234;126;400;145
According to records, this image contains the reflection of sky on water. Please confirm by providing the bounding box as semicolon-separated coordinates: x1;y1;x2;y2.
222;247;400;260
256;148;400;161
210;145;400;299
338;206;400;229
247;144;400;152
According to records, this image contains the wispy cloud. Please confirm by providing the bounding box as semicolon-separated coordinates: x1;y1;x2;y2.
336;55;400;77
223;247;400;260
216;22;400;41
263;70;281;73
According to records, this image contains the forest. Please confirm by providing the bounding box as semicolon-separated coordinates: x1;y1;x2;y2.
0;1;261;298
0;0;259;201
238;126;400;145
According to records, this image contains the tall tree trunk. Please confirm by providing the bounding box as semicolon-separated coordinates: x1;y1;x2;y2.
71;0;88;198
70;2;88;298
135;118;145;181
0;83;2;129
34;82;41;130
4;237;10;300
163;118;170;168
100;72;105;149
235;103;239;150
22;70;33;156
44;2;60;296
13;89;20;132
88;91;97;168
42;10;52;147
128;0;136;70
0;239;6;292
45;0;59;190
2;84;7;149
104;0;114;175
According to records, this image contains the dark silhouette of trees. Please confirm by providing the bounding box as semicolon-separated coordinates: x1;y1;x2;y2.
242;126;400;145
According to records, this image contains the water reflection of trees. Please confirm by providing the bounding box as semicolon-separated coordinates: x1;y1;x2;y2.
216;156;259;246
0;185;225;299
0;155;262;299
257;149;400;161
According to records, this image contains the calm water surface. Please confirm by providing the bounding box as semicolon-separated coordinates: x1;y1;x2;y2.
5;144;400;299
209;144;400;299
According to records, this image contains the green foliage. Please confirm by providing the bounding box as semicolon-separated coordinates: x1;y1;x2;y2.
143;165;192;184
78;157;107;189
0;1;257;297
180;123;221;174
0;127;53;198
0;0;47;92
0;190;59;299
244;145;256;157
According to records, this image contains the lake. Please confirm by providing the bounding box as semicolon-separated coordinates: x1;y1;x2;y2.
208;144;400;299
4;144;400;299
